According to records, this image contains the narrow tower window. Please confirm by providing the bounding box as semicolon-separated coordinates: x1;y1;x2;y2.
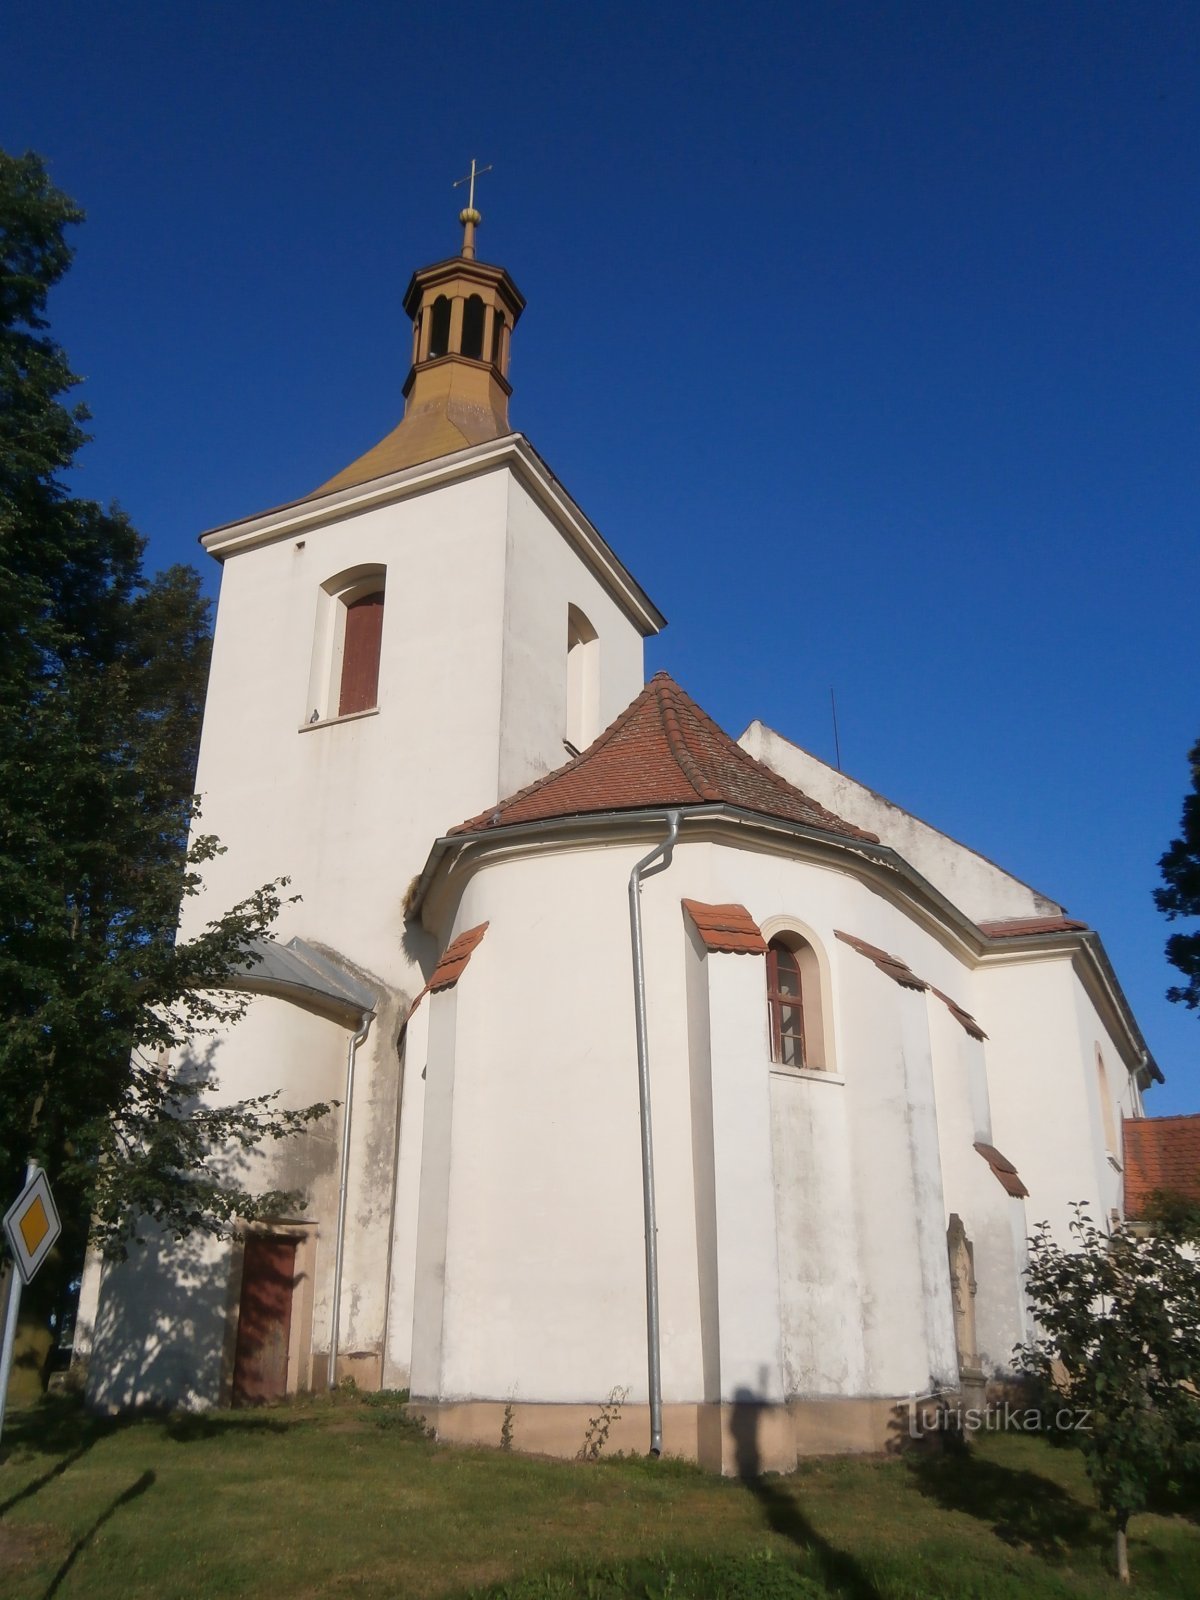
429;295;451;359
338;589;385;716
565;605;599;752
1096;1048;1118;1156
462;295;486;361
491;309;506;366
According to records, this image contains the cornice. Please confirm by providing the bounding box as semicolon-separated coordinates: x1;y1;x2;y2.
198;434;666;636
409;802;1159;1080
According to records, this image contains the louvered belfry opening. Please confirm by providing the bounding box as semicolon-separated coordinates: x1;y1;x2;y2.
338;590;385;717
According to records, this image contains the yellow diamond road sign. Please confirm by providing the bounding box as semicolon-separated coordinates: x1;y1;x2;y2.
4;1170;61;1286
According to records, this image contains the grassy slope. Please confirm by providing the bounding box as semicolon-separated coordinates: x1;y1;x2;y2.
0;1394;1196;1599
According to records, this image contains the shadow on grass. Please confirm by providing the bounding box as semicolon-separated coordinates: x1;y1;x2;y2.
0;1443;96;1519
2;1391;308;1480
42;1467;156;1599
731;1388;883;1600
904;1444;1104;1565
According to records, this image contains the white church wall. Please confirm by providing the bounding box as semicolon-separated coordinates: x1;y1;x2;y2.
88;1226;233;1412
1069;973;1142;1225
703;842;964;1397
979;957;1112;1252
738;722;1061;926
701;947;788;1404
409;984;460;1402
769;1062;866;1397
924;998;1027;1374
497;471;647;799
410;831;978;1418
185;467;511;979
382;995;430;1389
85;995;347;1410
413;845;699;1407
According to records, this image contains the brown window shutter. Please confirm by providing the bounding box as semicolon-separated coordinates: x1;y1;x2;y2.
338;591;384;716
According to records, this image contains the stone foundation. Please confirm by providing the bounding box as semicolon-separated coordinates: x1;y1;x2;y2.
409;1394;917;1473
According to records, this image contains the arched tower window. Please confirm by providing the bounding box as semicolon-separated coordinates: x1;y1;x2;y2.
462;294;486;361
1096;1048;1118;1156
491;309;506;367
429;295;451;359
765;931;828;1071
306;566;386;725
339;590;385;716
565;605;599;752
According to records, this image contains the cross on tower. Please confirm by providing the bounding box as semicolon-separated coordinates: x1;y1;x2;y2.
453;158;493;215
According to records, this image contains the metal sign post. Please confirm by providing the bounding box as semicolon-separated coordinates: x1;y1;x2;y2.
0;1165;62;1445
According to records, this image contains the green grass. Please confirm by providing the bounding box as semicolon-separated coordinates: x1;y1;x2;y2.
0;1392;1196;1598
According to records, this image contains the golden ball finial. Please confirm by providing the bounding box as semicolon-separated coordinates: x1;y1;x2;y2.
459;207;481;226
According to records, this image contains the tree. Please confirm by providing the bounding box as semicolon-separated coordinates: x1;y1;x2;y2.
1154;734;1200;1013
1016;1206;1200;1583
0;149;331;1295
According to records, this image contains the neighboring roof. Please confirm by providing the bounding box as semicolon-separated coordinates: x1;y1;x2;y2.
977;915;1089;938
1123;1114;1200;1219
452;673;878;841
974;1141;1030;1198
682;900;768;955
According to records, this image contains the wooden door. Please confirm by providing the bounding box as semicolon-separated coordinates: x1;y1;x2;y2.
232;1235;297;1405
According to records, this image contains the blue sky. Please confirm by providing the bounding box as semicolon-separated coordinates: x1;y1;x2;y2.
4;2;1198;1108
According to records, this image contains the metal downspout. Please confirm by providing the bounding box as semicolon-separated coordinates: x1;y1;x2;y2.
628;809;681;1458
329;1012;372;1389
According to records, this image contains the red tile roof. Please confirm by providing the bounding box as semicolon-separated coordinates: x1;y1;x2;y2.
405;922;489;1022
835;930;928;992
835;932;986;1038
978;915;1088;938
681;900;768;955
974;1141;1030;1198
429;922;490;990
1123;1114;1200;1219
451;673;877;841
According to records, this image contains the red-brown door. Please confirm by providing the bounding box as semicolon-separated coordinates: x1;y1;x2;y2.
232;1235;298;1405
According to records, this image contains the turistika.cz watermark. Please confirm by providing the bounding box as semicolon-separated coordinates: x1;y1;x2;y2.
906;1397;1092;1438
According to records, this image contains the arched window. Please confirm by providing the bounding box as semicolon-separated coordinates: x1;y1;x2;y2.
491;309;506;366
338;590;384;716
565;605;599;752
766;938;806;1068
765;930;828;1071
429;295;451;358
462;294;486;360
306;566;386;725
1096;1048;1118;1156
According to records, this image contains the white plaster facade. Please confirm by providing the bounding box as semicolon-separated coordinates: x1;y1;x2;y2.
78;240;1159;1471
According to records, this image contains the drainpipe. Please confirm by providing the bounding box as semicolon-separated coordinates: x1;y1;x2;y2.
329;1012;372;1389
628;809;681;1458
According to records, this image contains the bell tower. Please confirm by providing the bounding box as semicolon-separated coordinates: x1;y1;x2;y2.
315;168;525;495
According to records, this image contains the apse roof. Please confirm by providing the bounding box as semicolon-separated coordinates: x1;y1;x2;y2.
452;672;877;842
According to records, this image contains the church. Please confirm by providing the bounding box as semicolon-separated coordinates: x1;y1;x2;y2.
75;193;1164;1471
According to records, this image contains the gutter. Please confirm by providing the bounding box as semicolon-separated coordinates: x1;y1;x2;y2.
627;810;680;1459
